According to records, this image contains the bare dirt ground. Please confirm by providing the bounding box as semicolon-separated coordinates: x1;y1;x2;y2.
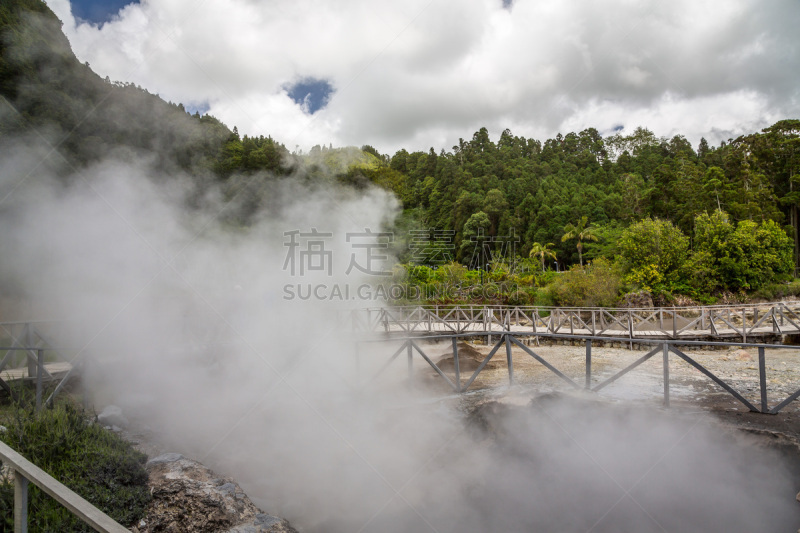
418;339;800;442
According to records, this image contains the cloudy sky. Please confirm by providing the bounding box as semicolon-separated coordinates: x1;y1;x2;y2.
47;0;800;155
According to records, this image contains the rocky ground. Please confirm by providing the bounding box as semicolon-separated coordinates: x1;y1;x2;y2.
132;453;296;533
97;408;298;533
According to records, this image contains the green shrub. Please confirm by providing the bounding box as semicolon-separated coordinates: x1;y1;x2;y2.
752;279;800;301
693;211;794;292
547;258;622;307
0;401;150;531
618;217;689;293
432;262;469;285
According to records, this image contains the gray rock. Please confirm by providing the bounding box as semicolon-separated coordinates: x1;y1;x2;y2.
255;514;283;527
218;482;237;495
144;455;298;533
145;452;184;467
97;405;128;428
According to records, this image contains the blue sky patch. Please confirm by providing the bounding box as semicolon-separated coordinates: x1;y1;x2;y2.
184;101;211;116
70;0;139;25
285;78;335;115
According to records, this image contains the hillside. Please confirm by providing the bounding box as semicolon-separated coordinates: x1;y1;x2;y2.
0;0;235;174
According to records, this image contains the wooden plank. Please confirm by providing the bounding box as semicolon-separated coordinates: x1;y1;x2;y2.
409;339;457;391
462;337;505;390
14;470;27;533
592;346;660;392
508;336;579;389
669;346;758;412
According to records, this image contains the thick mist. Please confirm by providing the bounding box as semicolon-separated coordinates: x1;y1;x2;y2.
1;137;798;532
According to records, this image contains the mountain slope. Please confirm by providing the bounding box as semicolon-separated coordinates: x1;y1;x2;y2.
0;0;230;173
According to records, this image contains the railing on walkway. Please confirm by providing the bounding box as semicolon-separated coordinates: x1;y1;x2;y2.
0;322;77;407
350;302;800;342
358;331;800;415
0;440;128;533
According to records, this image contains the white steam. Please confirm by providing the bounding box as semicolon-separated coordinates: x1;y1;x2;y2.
0;138;798;532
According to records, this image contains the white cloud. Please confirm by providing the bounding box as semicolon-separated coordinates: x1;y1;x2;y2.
47;0;800;154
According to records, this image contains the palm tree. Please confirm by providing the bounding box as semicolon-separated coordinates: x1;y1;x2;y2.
561;216;598;266
529;242;557;271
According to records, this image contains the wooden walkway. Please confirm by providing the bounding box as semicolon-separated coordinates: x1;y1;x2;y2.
0;362;72;381
350;303;800;342
0;322;78;408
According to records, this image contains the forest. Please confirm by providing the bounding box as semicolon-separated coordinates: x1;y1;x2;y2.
2;0;800;306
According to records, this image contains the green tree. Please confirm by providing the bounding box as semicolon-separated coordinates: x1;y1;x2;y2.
459;211;491;266
483;188;508;236
694;210;793;291
529;242;557;271
561;216;598;266
702;166;729;211
618;218;689;292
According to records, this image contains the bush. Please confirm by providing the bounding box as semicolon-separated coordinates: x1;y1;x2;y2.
618;217;689;292
431;262;469;285
0;401;150;531
752;279;800;301
547;258;622;307
693;211;794;292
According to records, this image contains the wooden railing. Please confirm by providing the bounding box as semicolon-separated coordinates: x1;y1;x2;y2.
350;302;800;341
0;321;79;407
358;330;800;415
0;440;127;532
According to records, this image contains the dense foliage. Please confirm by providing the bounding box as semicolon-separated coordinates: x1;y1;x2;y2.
0;401;150;531
376;125;799;268
379;123;798;301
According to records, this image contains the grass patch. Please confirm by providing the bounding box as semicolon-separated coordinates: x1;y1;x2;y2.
0;394;150;531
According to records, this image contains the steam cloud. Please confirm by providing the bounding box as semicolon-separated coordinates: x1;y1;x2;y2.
1;136;799;532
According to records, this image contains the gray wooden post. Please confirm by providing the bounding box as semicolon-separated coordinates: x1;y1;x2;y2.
742;308;746;343
628;310;634;350
758;346;768;413
662;343;670;408
35;350;43;412
25;324;35;379
672;309;677;338
452;337;461;392
486;307;491;346
14;470;28;533
505;335;514;385
406;341;413;379
585;340;592;389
